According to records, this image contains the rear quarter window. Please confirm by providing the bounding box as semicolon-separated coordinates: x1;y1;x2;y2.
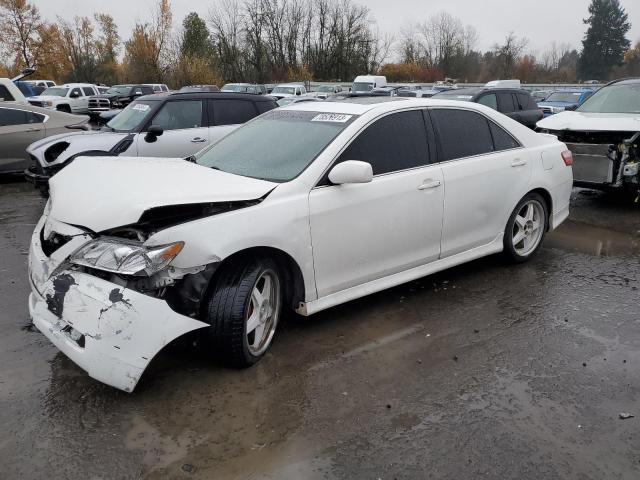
0;85;15;102
213;100;258;125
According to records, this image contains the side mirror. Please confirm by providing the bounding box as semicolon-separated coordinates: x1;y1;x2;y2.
145;125;164;143
134;90;143;96
296;90;301;96
70;91;80;98
328;160;373;185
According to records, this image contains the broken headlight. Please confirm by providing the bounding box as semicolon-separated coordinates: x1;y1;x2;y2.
70;238;184;276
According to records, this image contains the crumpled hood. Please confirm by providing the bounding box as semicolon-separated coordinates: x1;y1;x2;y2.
27;130;129;166
28;94;65;102
537;111;640;132
49;156;277;232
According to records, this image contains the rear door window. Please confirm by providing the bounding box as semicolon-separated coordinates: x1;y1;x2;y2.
497;92;516;113
151;100;204;130
477;93;498;110
213;100;258;125
431;109;494;161
337;110;429;175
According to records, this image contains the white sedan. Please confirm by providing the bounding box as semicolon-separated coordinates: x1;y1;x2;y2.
27;98;573;391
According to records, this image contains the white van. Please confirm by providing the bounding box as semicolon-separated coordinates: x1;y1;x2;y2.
352;75;387;93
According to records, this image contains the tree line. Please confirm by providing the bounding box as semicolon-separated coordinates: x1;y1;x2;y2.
0;0;638;87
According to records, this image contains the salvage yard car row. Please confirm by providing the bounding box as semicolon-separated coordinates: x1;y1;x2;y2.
0;72;637;392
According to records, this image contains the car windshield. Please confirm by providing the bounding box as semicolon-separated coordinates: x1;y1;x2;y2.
544;92;585;103
272;86;295;95
42;87;68;97
105;100;156;132
317;85;333;92
578;83;640;114
222;84;247;92
106;86;132;95
352;82;373;92
196;110;356;182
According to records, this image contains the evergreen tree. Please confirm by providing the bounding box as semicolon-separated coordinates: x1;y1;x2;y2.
578;0;631;80
181;12;212;59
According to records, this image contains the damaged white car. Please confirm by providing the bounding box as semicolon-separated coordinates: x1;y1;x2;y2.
28;98;573;392
24;91;277;192
537;78;640;198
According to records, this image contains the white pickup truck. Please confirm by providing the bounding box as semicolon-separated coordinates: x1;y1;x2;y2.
27;83;99;114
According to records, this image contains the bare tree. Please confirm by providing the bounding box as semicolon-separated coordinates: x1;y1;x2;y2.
0;0;43;68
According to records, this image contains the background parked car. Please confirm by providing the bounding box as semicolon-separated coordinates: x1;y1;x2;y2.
27;83;99;114
179;85;220;93
221;83;267;94
537;77;640;195
537;88;594;117
531;89;554;102
269;83;307;99
310;84;344;99
87;84;155;119
433;87;543;129
0;103;88;174
396;85;425;97
146;83;170;93
25;92;278;189
276;96;320;107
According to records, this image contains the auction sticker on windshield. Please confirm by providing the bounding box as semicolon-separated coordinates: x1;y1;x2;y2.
311;113;353;123
132;104;150;111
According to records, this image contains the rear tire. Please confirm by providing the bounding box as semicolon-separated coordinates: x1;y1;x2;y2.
503;193;548;263
204;256;282;367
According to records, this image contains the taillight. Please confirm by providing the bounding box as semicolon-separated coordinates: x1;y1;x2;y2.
561;150;573;166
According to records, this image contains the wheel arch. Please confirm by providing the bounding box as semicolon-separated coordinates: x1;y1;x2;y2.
527;187;553;230
208;246;306;312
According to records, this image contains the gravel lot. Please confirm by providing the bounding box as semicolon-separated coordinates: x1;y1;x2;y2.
1;178;639;479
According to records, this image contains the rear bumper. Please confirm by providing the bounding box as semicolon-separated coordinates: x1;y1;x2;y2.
24;167;49;187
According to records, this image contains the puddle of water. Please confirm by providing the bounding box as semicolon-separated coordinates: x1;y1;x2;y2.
546;220;640;257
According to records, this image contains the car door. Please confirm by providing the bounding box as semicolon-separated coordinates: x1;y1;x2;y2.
68;87;85;113
308;109;444;298
80;86;95;113
0;107;46;172
515;92;538;128
430;108;531;257
136;99;209;157
210;99;259;142
496;91;519;122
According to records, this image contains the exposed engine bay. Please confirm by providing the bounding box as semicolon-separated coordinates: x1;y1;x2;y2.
543;129;639;197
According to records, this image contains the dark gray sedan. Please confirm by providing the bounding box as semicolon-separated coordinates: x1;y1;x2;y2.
0;103;89;174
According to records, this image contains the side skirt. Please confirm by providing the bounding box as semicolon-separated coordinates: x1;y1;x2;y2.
297;234;504;316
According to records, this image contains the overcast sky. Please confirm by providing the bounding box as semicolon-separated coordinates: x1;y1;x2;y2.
38;0;640;55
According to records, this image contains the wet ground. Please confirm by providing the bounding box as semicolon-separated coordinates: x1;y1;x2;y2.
1;179;639;479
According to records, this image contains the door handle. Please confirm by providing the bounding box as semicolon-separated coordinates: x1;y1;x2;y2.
418;179;441;190
190;137;207;143
511;159;527;167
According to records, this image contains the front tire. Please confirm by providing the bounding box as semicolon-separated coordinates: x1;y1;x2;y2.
205;256;282;367
503;193;548;263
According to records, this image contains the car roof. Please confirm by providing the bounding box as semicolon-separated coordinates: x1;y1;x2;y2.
607;77;640;86
60;83;95;87
283;97;505;115
274;83;304;87
137;92;276;102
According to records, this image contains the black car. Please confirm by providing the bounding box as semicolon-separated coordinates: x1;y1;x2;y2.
88;84;155;119
433;88;543;129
